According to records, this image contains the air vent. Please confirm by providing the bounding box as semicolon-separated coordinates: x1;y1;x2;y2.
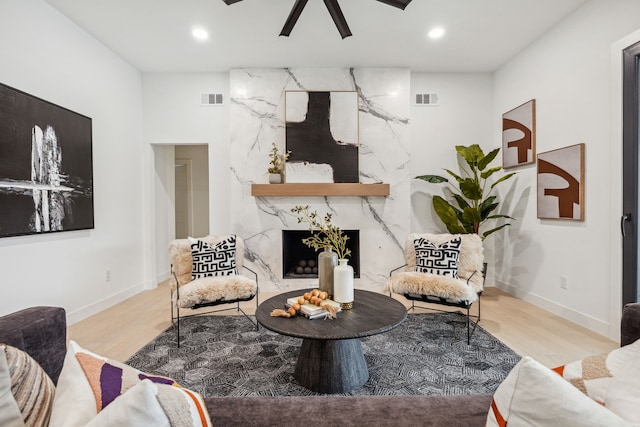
415;93;439;106
200;93;224;106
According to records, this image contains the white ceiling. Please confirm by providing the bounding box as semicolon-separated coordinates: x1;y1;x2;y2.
44;0;587;73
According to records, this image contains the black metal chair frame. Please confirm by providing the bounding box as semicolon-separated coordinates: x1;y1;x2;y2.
389;264;483;344
171;265;259;347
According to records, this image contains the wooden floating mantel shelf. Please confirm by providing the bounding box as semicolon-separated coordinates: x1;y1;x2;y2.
251;183;390;197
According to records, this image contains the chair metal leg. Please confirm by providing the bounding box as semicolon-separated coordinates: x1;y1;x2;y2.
176;304;181;348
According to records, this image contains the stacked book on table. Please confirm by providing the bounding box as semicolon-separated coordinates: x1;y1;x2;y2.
285;297;342;319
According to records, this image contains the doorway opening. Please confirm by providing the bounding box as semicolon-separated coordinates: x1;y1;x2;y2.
174;145;209;239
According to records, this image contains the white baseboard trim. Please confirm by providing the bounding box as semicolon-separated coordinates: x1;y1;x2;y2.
156;270;170;285
495;281;610;337
66;282;146;326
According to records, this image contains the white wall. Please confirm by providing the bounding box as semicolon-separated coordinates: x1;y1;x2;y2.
409;73;500;283
0;0;145;323
493;0;640;337
410;77;495;232
152;145;175;283
142;73;229;281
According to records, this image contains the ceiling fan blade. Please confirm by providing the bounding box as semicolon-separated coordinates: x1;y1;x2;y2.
221;0;244;5
280;0;310;37
323;0;352;39
376;0;412;10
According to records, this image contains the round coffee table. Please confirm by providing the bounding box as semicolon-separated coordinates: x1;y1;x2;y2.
255;288;407;394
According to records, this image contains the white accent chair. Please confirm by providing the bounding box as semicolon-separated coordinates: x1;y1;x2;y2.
385;233;484;344
169;235;258;347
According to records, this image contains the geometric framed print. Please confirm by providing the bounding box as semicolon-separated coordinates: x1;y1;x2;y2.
0;82;94;238
502;99;536;169
537;143;585;221
284;90;359;183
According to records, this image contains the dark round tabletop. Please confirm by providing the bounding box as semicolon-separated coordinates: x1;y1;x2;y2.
256;288;407;340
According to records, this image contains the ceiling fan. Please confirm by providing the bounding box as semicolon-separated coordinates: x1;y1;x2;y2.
221;0;412;39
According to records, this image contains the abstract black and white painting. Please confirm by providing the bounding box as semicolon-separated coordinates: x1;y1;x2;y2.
0;83;94;238
285;91;359;183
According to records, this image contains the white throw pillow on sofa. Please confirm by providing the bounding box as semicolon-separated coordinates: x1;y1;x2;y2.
487;356;632;426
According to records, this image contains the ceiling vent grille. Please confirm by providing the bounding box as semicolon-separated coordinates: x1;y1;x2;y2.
415;93;439;106
201;93;224;106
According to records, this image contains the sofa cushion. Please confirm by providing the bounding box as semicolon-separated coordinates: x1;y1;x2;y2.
0;344;55;427
414;236;461;278
0;306;67;384
552;338;640;422
189;235;238;279
487;356;631;426
49;340;211;427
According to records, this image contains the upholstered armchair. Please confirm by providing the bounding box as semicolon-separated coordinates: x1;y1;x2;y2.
169;234;258;346
385;232;484;343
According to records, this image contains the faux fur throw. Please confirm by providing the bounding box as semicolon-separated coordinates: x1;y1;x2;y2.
176;275;257;308
168;235;256;308
384;233;484;303
385;272;479;303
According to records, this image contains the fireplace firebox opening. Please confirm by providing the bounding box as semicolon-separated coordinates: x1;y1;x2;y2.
282;230;360;279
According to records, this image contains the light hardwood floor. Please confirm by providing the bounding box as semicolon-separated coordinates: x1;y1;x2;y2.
68;283;618;367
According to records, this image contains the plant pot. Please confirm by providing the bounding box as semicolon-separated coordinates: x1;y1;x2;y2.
333;259;354;310
268;173;282;184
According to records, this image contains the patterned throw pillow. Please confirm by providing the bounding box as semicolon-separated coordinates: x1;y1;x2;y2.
0;344;55;427
552;338;640;422
414;237;462;278
74;352;179;411
49;340;211;427
189;235;237;279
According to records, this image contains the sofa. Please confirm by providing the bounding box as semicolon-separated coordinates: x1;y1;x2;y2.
1;304;639;427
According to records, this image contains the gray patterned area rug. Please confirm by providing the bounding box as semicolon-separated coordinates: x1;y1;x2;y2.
126;312;520;398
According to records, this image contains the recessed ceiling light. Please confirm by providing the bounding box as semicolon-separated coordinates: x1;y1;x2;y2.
192;28;209;41
428;27;445;39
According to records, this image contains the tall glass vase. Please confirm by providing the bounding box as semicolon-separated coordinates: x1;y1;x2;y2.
318;247;338;297
333;259;354;310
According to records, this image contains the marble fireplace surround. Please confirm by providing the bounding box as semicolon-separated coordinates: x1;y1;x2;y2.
230;68;411;293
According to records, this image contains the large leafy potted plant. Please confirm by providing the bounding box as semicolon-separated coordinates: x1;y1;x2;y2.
416;144;515;240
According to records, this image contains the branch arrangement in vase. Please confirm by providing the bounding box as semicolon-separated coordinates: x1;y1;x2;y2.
268;142;291;175
291;205;351;260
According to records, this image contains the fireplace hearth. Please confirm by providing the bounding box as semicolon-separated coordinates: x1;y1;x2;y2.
282;230;360;279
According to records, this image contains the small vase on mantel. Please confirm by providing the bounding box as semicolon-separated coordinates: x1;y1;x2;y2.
318;247;338;298
268;173;283;184
333;259;354;310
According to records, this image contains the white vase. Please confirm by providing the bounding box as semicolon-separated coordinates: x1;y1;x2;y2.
333;259;354;310
268;173;282;184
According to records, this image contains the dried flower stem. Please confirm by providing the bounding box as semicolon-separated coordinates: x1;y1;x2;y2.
291;205;351;260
